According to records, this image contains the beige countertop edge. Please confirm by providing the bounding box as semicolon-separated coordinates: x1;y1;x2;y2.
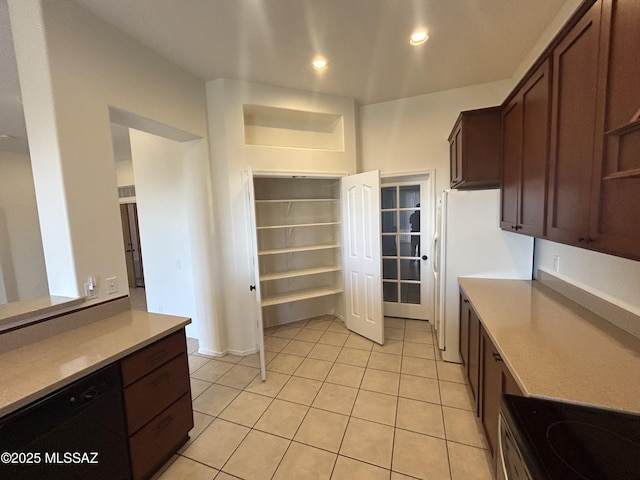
458;278;640;415
0;296;85;327
0;310;191;417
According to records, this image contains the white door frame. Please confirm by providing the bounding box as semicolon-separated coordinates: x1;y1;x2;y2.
380;170;436;321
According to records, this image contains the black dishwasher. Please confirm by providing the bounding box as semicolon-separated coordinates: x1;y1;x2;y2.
0;363;131;480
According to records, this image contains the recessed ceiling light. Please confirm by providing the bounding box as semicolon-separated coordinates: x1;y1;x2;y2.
410;31;429;46
312;58;329;70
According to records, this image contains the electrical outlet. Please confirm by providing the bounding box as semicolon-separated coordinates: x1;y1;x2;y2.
106;277;118;294
553;255;560;273
84;283;98;299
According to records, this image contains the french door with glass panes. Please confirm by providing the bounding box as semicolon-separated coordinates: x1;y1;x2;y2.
381;181;432;319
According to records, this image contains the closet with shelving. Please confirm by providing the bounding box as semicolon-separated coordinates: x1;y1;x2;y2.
252;176;344;327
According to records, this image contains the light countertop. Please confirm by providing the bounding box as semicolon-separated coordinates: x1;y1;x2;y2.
458;278;640;414
0;309;190;417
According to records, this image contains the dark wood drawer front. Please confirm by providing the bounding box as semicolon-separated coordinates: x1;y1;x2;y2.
129;393;193;480
125;353;190;433
121;330;186;386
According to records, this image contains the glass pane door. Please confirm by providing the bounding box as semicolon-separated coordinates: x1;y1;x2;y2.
381;184;422;308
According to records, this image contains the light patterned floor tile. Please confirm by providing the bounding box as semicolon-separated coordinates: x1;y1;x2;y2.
351;389;398;426
188;355;210;374
182;419;249;469
312;382;358;416
177;410;215;454
331;455;390;480
325;363;365;388
294;407;349;453
401;356;438;379
218;391;273;427
442;406;487;448
335;347;371;367
281;339;316;357
403;341;435;359
405;319;431;331
372;339;403;355
277;376;323;405
396;397;445;438
294;328;325;343
244;371;290;397
344;334;375;351
190;359;234;383
447;441;493;480
273;441;336;480
307;343;342;362
436;361;466;384
340;417;394;469
392;429;451;480
157;455;218;480
192;384;241;417
267;353;305;374
398;374;441;404
318;331;349;346
222;430;290;480
264;336;291;353
190;377;212;400
360;368;400;395
254;399;309;439
367;351;402;373
440;380;474;411
293;357;333;381
215;364;260;390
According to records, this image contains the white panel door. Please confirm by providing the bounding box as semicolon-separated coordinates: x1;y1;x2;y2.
245;167;266;381
341;170;384;345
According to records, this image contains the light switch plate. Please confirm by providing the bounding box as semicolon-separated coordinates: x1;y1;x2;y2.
106;277;118;294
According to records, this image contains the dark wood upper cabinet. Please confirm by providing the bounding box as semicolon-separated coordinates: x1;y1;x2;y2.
501;60;551;237
546;0;603;245
448;107;501;189
590;0;640;260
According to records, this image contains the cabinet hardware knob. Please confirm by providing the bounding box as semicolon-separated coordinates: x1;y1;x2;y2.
249;285;256;291
422;255;428;260
493;352;503;362
578;236;585;242
463;299;470;304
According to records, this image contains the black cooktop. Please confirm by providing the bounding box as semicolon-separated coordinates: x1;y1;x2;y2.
501;395;640;480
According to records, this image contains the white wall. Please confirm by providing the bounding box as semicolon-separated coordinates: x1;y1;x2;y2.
0;150;48;303
129;130;199;338
205;78;357;355
8;0;208;304
360;79;513;194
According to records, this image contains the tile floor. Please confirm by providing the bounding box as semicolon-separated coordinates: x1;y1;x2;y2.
154;316;494;480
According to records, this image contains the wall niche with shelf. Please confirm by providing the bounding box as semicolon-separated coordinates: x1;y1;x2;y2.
243;105;344;151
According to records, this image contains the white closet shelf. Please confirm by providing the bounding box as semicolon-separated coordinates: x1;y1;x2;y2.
257;221;339;230
261;287;344;307
259;244;341;255
260;266;341;282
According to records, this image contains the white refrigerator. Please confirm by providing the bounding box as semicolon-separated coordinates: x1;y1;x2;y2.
433;189;534;363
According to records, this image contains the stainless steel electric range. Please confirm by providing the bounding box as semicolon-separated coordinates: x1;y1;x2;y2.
498;394;640;480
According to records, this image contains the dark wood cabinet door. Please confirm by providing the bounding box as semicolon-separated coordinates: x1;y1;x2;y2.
547;0;603;245
468;307;481;412
449;107;501;189
519;60;550;237
501;60;550;237
591;0;640;260
450;124;462;186
459;294;470;368
480;327;501;460
500;99;522;231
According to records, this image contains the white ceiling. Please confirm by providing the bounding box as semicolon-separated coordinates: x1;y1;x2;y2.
1;0;569;150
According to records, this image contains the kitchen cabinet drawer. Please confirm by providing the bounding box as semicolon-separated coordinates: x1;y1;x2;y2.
124;353;190;433
121;330;186;386
129;392;193;480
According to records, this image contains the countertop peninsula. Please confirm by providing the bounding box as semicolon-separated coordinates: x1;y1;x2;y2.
0;309;190;417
